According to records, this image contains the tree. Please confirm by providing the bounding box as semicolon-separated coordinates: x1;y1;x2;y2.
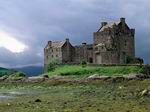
47;59;59;72
81;59;87;68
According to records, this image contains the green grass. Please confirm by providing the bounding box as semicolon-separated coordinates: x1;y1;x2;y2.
48;65;142;76
1;80;150;112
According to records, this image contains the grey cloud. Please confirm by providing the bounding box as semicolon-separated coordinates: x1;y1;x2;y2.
0;0;150;67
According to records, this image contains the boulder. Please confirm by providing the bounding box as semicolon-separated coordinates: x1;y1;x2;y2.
111;76;125;82
140;89;150;96
27;76;45;83
35;99;42;102
136;74;150;79
123;74;137;80
87;74;110;80
0;75;9;81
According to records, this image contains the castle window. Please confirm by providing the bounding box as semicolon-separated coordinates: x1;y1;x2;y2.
89;58;93;63
125;40;127;46
95;47;98;51
52;55;53;58
56;55;58;57
52;49;53;52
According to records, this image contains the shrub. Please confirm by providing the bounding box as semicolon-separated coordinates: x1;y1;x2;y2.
13;72;26;77
47;59;59;72
81;60;87;68
140;65;150;76
126;56;144;65
135;58;144;65
126;56;134;64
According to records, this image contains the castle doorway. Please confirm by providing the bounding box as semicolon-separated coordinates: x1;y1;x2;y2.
96;54;102;64
89;58;93;63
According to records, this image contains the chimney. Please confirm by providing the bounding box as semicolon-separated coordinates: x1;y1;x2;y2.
120;17;125;23
131;29;135;36
48;41;52;46
66;38;69;42
101;22;107;27
82;42;86;45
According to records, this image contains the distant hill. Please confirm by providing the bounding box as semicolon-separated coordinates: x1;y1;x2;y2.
13;66;44;77
0;67;16;76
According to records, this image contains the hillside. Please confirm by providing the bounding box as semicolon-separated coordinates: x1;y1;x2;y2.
48;65;142;77
13;66;44;77
0;67;16;76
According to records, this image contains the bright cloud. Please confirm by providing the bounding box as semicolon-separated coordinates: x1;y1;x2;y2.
0;30;28;53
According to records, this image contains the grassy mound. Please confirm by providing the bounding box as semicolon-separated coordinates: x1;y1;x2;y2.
48;65;142;76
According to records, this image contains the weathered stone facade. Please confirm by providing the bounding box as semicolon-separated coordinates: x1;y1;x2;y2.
44;18;135;71
93;18;135;64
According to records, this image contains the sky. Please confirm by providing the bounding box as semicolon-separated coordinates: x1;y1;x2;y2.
0;0;150;68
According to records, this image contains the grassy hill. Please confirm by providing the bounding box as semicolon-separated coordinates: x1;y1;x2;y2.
13;66;44;77
48;65;143;77
0;67;16;77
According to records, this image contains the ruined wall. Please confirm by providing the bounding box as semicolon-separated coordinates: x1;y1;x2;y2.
73;44;93;63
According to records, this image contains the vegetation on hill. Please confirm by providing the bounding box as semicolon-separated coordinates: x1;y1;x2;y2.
0;67;16;77
13;66;44;76
48;65;143;76
11;72;26;77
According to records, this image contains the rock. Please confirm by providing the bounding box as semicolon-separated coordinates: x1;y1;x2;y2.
123;74;137;80
136;74;150;79
141;89;149;96
49;76;65;80
0;75;9;81
35;99;42;102
88;74;99;79
99;76;111;80
7;103;10;106
87;74;110;80
27;76;45;83
111;76;125;82
43;74;49;79
4;77;27;82
41;73;49;79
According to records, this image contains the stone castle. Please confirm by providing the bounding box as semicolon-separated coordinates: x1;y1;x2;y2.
44;18;135;71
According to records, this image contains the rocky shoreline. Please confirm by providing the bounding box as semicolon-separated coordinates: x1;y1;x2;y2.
0;73;149;83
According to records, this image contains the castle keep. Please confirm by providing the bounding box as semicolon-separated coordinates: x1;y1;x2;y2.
44;18;135;71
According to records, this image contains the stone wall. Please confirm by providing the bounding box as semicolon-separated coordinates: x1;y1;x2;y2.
73;44;93;64
44;17;136;72
62;41;74;63
93;18;135;64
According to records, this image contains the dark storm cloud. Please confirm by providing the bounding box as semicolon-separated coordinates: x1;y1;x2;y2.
0;0;150;67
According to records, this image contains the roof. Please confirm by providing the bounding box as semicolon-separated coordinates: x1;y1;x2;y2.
51;41;66;48
98;21;120;32
74;44;93;48
45;41;66;49
96;43;105;47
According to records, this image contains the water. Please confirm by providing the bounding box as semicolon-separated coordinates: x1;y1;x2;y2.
0;91;24;100
0;88;48;101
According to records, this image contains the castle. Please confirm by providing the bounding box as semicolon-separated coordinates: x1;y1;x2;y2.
44;18;135;71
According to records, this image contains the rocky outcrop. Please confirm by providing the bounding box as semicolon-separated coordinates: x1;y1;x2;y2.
87;73;150;82
0;73;149;83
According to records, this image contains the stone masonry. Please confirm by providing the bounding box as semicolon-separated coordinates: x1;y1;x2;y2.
44;17;135;72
